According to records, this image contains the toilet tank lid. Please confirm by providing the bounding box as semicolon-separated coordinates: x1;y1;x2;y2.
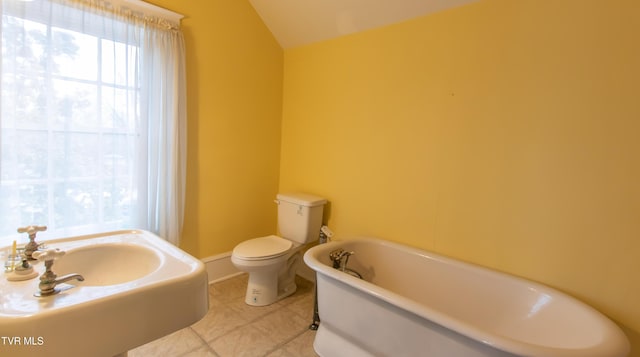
277;193;327;207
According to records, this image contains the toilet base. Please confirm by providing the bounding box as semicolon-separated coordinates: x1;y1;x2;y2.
245;279;297;306
243;252;301;306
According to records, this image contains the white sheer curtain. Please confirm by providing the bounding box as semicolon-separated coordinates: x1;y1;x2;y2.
0;0;187;245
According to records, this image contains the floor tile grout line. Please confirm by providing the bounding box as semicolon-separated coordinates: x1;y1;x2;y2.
260;325;315;357
182;326;220;357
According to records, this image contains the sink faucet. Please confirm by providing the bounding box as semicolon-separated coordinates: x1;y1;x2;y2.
32;249;84;297
17;225;47;260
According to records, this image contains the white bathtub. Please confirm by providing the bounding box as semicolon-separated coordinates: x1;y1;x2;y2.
303;237;629;357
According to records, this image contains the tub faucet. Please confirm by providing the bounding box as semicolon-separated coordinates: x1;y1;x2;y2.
329;249;362;279
329;249;354;271
32;249;84;297
330;249;345;269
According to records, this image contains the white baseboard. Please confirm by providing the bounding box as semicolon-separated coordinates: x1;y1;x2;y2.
201;252;242;284
201;251;316;284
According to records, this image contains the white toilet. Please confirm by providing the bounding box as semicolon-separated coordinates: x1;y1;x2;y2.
231;192;327;306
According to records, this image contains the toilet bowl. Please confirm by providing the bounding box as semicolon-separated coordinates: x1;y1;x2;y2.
232;235;301;306
231;193;327;306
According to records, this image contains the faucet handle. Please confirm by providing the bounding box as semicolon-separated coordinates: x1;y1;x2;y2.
32;249;65;262
17;225;47;236
19;226;48;260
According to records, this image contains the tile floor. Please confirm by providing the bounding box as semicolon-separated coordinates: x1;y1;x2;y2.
129;274;320;357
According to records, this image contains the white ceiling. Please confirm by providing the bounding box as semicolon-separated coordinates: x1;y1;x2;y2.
249;0;479;49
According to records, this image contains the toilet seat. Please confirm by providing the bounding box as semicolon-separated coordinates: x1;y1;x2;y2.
232;235;292;261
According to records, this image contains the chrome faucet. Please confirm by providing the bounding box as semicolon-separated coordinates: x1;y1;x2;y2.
329;249;354;271
17;225;47;260
329;249;362;279
329;248;345;269
18;226;47;260
32;249;84;297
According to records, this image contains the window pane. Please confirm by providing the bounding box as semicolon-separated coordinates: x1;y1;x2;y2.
102;86;136;130
0;185;20;237
53;132;100;178
102;177;134;224
0;184;49;237
1;17;48;75
18;184;49;228
103;133;134;177
102;39;138;87
0;182;49;237
1;130;48;180
52;27;97;81
54;182;99;228
6;73;49;129
52;78;99;130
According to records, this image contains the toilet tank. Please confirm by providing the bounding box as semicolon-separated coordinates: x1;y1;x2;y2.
276;193;327;244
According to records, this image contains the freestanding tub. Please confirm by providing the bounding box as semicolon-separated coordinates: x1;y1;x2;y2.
303;237;629;357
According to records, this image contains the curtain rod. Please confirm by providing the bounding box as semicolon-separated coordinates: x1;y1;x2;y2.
112;0;183;25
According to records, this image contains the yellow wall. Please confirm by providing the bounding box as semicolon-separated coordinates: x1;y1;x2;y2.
280;0;640;351
149;0;284;256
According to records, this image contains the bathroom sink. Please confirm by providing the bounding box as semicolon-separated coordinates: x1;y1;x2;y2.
54;243;162;286
0;230;209;357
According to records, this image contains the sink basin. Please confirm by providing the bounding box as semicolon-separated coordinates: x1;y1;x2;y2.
0;230;209;357
54;243;162;286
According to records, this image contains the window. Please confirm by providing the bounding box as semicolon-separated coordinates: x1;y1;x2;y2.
1;0;186;245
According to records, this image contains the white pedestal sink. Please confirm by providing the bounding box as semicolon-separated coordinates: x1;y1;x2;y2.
0;230;209;357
